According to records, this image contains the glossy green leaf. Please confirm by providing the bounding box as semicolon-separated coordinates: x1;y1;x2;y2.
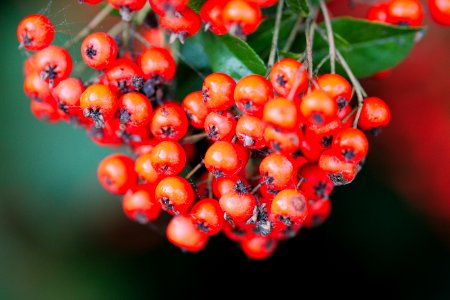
189;0;206;13
200;32;267;79
286;0;310;16
314;17;425;78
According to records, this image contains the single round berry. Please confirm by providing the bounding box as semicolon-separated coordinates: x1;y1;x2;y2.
190;198;224;236
235;74;273;116
236;114;266;149
259;153;296;189
317;74;352;110
263;125;300;154
182;91;209;129
24;71;53;103
387;0;424;26
303;198;331;228
358;97;391;133
300;90;338;126
118;92;152;128
105;58;144;94
332;127;369;163
263;97;298;131
150;140;186;176
140;47;176;82
166;215;208;252
97;154;137;194
223;0;262;36
202;72;236;111
219;190;257;225
428;0;450;25
318;149;358;186
270;58;308;99
160;7;202;43
80;84;118;128
204;110;236;142
212;176;249;198
134;152;161;183
17;14;54;51
200;0;228;35
270;189;308;226
155;176;195;215
122;188;162;223
30;100;61;123
241;236;278;260
150;102;189;141
52;78;85;116
298;163;334;201
149;0;188;15
204;141;241;177
35;46;73;87
81;32;118;70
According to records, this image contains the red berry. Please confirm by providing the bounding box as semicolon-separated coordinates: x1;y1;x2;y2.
358;97;391;133
247;0;278;7
107;0;146;13
263;97;298;131
241;236;278;260
219;190;257;225
17;14;54;51
200;0;228;35
204;141;241;177
150;102;189;141
81;32;118;70
135;152;160;184
428;0;450;25
182;91;209;129
160;7;201;43
140;47;176;82
24;71;53;103
105;58;144;94
303;198;331;228
122;188;162;223
212;175;249;198
167;215;208;252
118;92;152;128
387;0;424;26
270;58;308;99
317;74;352;111
263;125;300;154
155;176;195;215
298;163;334;201
235;74;273;117
202;72;236;111
300;90;338;126
318;149;358;186
332;128;369;163
367;3;390;23
35;46;73;87
52;78;85;116
204;110;237;142
150;140;186;176
223;0;262;36
236;114;266;149
97;154;137;194
80;84;118;128
149;0;188;15
89;120;123;147
30;100;61;123
190;198;224;236
259;153;297;189
270;189;308;226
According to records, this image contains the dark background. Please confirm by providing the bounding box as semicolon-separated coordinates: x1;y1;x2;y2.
1;1;449;299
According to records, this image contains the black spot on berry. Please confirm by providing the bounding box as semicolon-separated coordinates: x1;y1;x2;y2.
314;181;328;198
276;74;287;87
342;149;355;161
85;45;97;59
321;136;333;148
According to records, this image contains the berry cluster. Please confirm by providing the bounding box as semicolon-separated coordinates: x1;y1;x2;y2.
17;0;445;259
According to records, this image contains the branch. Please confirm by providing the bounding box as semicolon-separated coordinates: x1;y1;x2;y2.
267;0;285;70
319;0;336;73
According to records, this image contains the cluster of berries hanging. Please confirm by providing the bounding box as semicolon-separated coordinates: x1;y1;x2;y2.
17;0;449;259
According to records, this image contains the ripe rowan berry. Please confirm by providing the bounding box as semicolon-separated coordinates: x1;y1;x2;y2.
150;102;188;141
428;0;450;25
35;46;73;87
223;0;262;36
234;74;273;116
81;32;118;70
303;198;331;228
160;7;202;43
219;190;257;225
233;142;249;174
108;0;146;20
118;92;152;128
332;127;369;163
105;58;144;94
259;153;297;189
212;176;249;198
298;163;334;201
17;14;54;51
358;97;391;133
202;73;236;111
263;97;298;131
80;84;118;128
155;176;195;215
122;188;162;223
241;236;278;260
140;47;176;82
30;100;61;123
367;3;390;23
247;0;278;7
270;189;308;226
52;78;85;116
387;0;424;26
24;71;53;103
167;215;208;252
200;0;228;35
236;114;266;149
149;0;188;16
263;125;300;154
300;90;338;126
150;140;186;176
89;120;123;146
134;153;160;184
204;141;241;177
318;149;358;186
190;198;224;236
204;110;236;142
182;91;209;129
269;58;308;99
317;74;352;110
97;153;137;194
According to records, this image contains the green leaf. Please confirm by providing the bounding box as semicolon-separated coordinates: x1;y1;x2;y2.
286;0;310;16
189;0;206;13
314;17;425;78
200;32;267;80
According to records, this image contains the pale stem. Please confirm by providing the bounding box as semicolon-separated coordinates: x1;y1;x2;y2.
186;161;204;179
283;16;303;53
267;0;285;70
319;0;336;73
305;17;315;91
180;132;208;144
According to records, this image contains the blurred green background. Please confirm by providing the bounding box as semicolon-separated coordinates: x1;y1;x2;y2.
1;1;449;299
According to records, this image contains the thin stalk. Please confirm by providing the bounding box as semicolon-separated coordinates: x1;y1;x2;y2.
267;0;285;69
186;161;204;179
305;17;315;91
319;0;336;73
180;132;208;144
64;4;114;48
283;16;303;52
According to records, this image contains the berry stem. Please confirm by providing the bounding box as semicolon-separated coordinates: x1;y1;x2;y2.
319;0;336;74
305;17;315;92
251;181;265;195
314;54;330;75
296;176;305;190
186;161;204;179
207;172;213;199
180;132;208;144
283;16;304;53
267;0;285;70
64;4;114;48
